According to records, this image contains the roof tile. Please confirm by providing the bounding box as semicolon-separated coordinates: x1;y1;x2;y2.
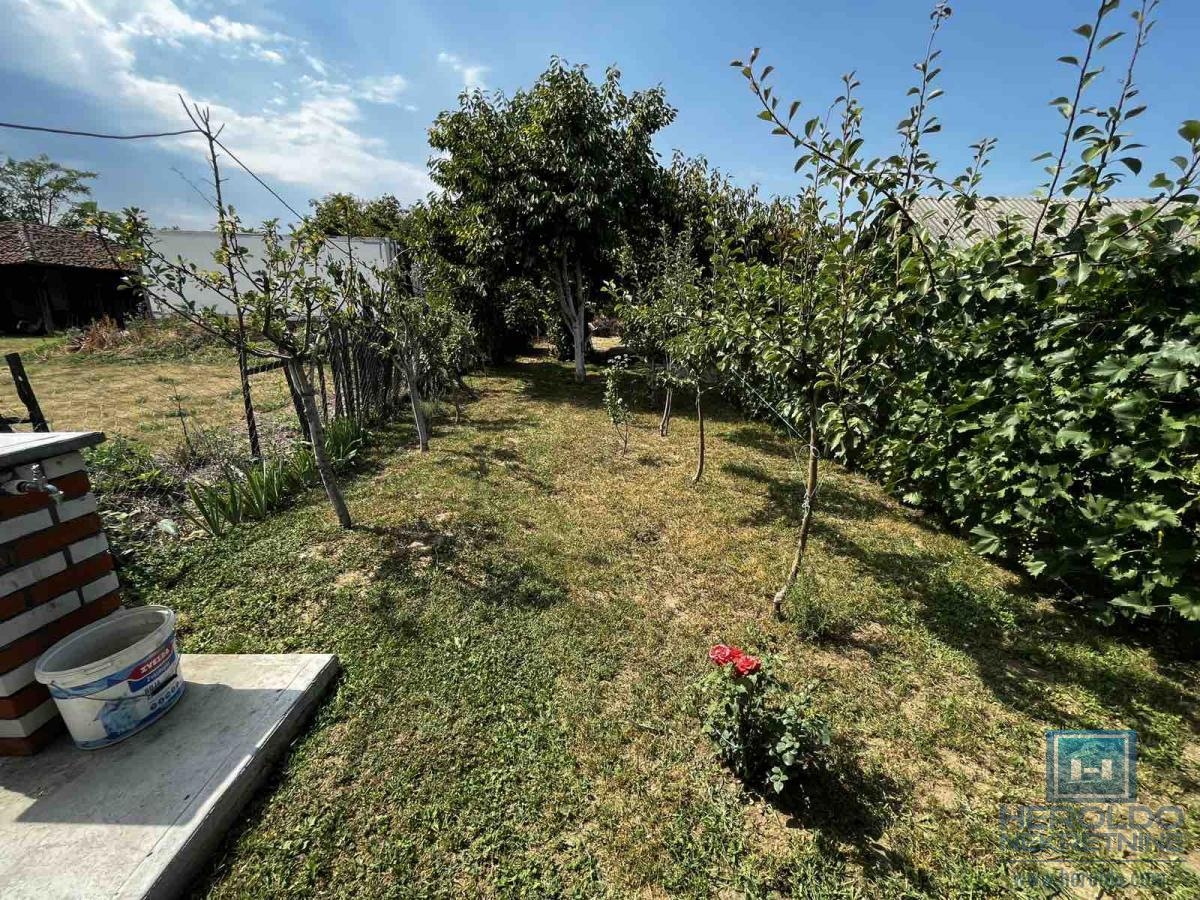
0;222;130;271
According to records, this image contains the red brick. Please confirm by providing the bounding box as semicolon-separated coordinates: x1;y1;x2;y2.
0;472;90;520
0;552;115;624
0;591;24;621
0;513;101;571
0;631;46;675
0;591;122;674
0;681;48;718
0;715;64;756
49;591;120;640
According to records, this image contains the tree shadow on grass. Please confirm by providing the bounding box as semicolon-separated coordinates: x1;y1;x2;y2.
761;746;930;888
510;360;607;410
364;517;569;612
723;424;797;460
443;442;555;492
720;460;901;526
816;521;1200;793
508;358;746;424
449;415;540;434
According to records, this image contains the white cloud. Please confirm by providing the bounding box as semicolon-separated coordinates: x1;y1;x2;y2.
117;3;270;46
303;51;328;76
254;46;285;65
6;0;433;208
437;50;487;89
297;72;410;107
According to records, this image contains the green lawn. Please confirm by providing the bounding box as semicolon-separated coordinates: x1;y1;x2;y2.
118;353;1198;898
0;334;295;452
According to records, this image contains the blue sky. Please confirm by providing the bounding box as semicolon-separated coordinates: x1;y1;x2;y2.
2;0;1199;228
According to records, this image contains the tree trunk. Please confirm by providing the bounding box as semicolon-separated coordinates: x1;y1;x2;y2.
692;385;705;484
773;394;820;620
287;358;352;529
660;386;673;437
552;254;587;384
283;362;313;442
572;257;588;384
317;359;329;425
573;299;587;383
235;309;260;459
406;362;430;452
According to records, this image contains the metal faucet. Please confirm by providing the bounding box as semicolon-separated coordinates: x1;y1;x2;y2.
1;463;63;504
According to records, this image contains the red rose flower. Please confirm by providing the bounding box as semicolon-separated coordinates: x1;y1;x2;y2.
733;654;761;676
708;644;743;666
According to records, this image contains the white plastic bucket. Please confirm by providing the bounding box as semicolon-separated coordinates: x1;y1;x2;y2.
35;605;184;750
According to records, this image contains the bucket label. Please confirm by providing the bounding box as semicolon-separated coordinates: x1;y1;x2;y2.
49;640;177;699
128;645;175;692
84;676;184;750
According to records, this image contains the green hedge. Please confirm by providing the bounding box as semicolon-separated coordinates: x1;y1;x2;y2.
851;227;1200;621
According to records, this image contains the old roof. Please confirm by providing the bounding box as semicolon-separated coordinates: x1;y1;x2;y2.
910;196;1157;247
0;221;130;271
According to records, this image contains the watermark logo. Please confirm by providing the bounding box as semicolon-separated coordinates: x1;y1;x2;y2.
1000;729;1187;890
1045;730;1136;803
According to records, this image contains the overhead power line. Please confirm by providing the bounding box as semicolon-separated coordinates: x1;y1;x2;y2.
0;114;360;261
211;136;306;223
0;121;200;140
0;116;305;222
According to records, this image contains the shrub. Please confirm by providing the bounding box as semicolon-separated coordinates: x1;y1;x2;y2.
704;1;1200;623
84;437;180;499
857;245;1200;623
65;316;224;361
322;416;366;471
699;645;830;794
83;438;183;564
186;418;368;536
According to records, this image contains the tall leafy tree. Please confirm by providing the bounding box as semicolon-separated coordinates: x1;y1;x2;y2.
0;154;96;226
309;192;408;238
429;58;676;382
400;199;543;366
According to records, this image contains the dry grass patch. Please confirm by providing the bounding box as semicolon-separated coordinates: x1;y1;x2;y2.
0;334;294;452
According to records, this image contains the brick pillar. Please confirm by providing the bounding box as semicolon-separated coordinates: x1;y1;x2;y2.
0;433;122;755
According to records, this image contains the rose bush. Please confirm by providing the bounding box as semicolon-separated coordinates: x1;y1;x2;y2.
699;644;829;793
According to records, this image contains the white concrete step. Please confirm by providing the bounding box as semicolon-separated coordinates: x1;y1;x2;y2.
0;652;339;899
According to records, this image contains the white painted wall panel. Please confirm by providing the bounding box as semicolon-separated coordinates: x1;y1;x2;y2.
147;230;395;317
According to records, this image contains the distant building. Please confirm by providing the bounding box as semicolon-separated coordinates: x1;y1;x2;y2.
909;197;1159;248
0;222;140;333
148;229;397;317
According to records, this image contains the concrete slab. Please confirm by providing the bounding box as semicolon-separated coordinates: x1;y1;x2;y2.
0;653;339;900
0;433;105;470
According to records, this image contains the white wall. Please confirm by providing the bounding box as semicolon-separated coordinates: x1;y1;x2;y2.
148;229;395;317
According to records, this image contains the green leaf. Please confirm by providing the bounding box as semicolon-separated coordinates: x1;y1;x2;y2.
1023;558;1048;577
1179;120;1200;142
970;525;1003;556
1169;589;1200;620
1056;428;1091;447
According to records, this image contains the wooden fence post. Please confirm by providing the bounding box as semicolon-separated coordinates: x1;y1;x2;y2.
5;353;48;432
